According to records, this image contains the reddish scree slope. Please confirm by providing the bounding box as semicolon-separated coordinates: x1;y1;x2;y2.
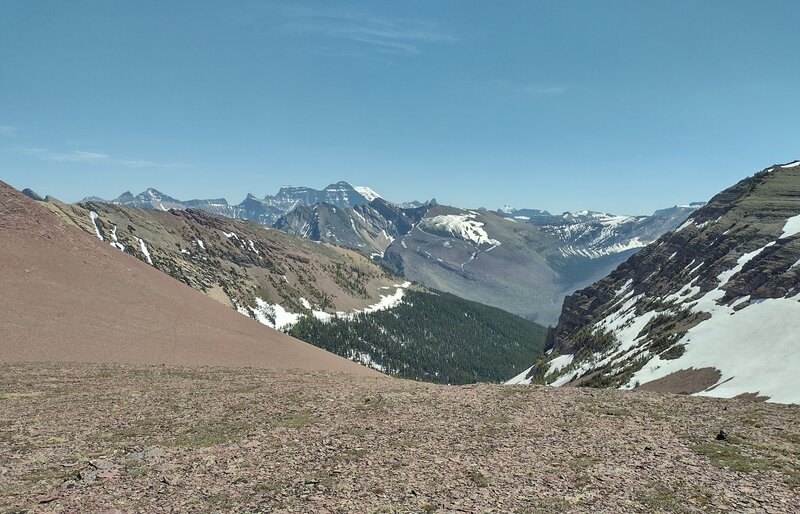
0;182;379;376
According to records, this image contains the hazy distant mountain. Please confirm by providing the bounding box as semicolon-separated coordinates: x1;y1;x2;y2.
274;198;430;258
380;203;701;324
511;161;800;403
82;181;385;225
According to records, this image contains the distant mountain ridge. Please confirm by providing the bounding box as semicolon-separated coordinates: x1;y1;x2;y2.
510;161;800;403
75;181;699;323
82;182;434;226
378;203;700;324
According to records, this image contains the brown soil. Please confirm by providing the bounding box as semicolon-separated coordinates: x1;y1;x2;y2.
0;181;377;376
1;363;799;513
636;367;723;395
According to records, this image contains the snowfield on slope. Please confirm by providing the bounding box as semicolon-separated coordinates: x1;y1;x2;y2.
627;294;800;404
237;282;412;332
419;213;501;247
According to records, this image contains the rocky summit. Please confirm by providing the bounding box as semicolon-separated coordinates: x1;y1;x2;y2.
513;161;800;403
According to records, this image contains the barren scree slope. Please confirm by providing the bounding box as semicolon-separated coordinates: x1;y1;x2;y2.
0;181;378;376
0;364;798;512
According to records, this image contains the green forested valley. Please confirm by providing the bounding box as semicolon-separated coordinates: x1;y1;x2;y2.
290;290;547;384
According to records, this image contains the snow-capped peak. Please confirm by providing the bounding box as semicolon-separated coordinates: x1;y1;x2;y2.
353;186;382;202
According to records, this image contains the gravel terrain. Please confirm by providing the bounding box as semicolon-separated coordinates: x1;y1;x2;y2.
1;364;798;513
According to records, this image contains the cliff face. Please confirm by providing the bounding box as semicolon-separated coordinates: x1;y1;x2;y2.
512;162;800;404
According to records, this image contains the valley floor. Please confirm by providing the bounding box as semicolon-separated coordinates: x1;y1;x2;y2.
1;364;798;513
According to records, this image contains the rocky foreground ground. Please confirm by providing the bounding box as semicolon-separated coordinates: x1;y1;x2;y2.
1;364;798;513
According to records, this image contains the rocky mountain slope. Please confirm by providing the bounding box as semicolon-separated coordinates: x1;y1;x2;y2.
0;180;376;375
86;182;385;226
43;197;545;382
380;203;699;324
511;161;800;403
274;198;430;258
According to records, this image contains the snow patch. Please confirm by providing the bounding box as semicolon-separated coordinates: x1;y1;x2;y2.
546;354;574;376
88;211;104;241
676;219;695;232
108;225;125;251
419;213;500;247
505;366;534;385
137;238;154;265
780;213;800;239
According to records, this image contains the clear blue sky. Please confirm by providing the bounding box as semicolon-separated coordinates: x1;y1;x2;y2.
1;1;798;214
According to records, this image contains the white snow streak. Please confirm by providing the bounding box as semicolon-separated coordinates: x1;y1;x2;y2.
88;211;104;241
137;238;154;265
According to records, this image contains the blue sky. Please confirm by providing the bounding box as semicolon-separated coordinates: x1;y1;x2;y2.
1;1;798;214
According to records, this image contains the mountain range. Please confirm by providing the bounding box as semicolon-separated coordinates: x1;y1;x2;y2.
6;160;800;402
510;161;800;403
44;197;545;382
82;183;700;324
83;182;432;226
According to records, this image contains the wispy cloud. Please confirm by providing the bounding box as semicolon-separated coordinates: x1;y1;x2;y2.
17;146;189;169
275;5;456;56
0;125;17;137
494;81;567;101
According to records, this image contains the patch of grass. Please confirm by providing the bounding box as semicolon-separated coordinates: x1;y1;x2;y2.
21;465;79;484
171;420;253;448
253;479;282;495
0;391;43;400
466;469;489;487
166;369;216;380
275;411;318;429
600;406;630;417
567;455;602;469
690;439;766;473
303;471;339;492
368;505;403;514
358;395;387;411
389;437;420;449
124;465;150;478
484;414;511;424
638;484;692;513
516;498;571;513
328;448;368;464
0;433;36;452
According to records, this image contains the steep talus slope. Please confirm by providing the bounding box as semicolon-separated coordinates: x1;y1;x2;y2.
381;204;697;324
512;162;800;403
0;180;379;375
44;198;546;382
